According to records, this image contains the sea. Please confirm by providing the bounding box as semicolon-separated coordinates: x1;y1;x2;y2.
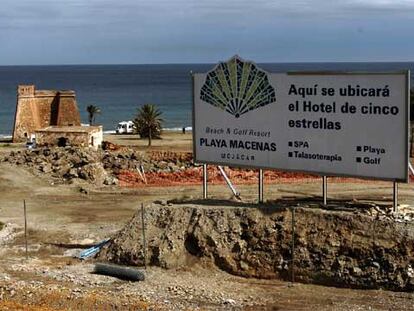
0;62;413;138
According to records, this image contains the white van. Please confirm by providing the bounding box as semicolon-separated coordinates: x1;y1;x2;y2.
116;121;135;134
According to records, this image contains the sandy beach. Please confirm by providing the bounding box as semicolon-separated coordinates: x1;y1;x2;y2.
104;131;194;152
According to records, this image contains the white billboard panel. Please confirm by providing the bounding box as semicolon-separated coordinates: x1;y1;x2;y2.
193;56;410;182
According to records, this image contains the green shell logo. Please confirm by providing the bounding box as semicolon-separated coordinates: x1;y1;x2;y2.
200;55;276;118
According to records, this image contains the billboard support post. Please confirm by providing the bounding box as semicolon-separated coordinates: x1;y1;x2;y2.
322;176;328;206
393;181;398;212
203;164;208;199
258;169;264;203
290;207;295;283
409;162;414;175
218;166;240;199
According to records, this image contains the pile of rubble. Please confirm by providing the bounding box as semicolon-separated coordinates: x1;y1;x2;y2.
100;201;414;291
2;145;382;188
0;146;195;186
2;147;111;185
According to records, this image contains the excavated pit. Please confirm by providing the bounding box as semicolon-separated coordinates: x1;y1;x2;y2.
99;199;414;291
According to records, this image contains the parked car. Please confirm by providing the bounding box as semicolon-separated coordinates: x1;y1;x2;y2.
116;121;135;134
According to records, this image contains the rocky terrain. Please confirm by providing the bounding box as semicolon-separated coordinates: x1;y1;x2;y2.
0;257;277;311
1;143;414;309
0;145;193;187
0;145;318;188
101;200;414;292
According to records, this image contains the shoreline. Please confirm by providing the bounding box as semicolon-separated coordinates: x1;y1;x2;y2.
0;129;192;144
0;127;193;136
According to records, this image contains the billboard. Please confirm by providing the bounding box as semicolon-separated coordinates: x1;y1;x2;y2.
193;56;410;182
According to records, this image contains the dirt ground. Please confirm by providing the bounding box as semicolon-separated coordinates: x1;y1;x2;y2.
1;133;414;310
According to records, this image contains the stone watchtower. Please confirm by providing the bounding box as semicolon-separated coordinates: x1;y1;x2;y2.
12;85;81;142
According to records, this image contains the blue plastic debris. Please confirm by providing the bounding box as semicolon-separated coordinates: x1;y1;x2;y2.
78;238;111;260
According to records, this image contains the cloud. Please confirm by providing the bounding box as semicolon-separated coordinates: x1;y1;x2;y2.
1;0;414;64
0;0;413;33
2;0;414;23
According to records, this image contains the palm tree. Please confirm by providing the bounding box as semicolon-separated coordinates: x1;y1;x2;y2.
86;105;101;125
133;104;163;146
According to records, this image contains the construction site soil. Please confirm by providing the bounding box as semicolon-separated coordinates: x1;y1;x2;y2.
101;201;414;292
1;134;414;310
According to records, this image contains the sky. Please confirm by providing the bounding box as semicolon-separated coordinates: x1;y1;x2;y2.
1;0;414;65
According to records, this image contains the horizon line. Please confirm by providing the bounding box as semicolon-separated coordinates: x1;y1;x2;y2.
2;60;414;67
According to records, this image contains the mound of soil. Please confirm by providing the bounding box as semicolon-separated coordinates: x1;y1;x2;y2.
1;147;319;187
100;201;414;291
117;166;318;187
3;147;412;187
